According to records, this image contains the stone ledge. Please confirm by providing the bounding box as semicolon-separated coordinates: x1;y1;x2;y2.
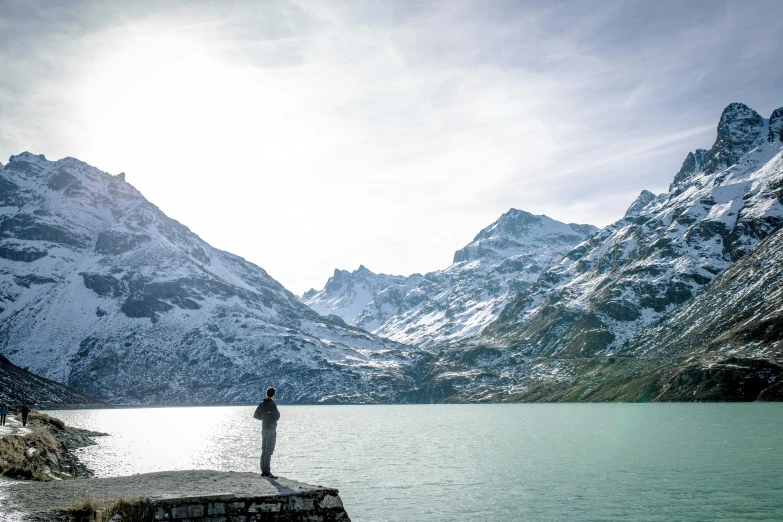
2;469;351;521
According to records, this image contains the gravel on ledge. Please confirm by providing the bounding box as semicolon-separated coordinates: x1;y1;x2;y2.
1;469;340;519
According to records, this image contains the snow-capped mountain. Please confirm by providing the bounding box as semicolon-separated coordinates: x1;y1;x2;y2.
302;266;423;325
0;153;426;404
303;211;597;348
487;103;783;357
426;224;783;403
417;102;783;403
3;102;779;406
607;222;783;402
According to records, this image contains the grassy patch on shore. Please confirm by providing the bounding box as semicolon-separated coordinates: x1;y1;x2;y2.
66;497;153;522
0;412;62;480
0;411;79;480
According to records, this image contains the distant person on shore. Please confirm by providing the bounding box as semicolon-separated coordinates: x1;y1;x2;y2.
253;387;280;479
0;402;8;426
21;404;30;427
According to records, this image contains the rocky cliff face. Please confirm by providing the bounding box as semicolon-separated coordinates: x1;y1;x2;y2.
302;265;423;327
424;103;783;402
303;210;597;348
0;153;426;404
426;218;783;403
487;103;783;358
3;102;780;405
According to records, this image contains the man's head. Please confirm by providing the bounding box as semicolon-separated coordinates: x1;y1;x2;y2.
266;387;276;399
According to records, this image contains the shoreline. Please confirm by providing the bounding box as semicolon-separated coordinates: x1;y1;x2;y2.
1;413;352;521
0;409;106;481
42;399;783;412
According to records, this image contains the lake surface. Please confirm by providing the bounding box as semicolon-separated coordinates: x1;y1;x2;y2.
49;404;783;521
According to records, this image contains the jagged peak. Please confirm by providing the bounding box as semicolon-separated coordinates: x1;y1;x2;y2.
301;288;318;301
768;107;783;143
720;101;756;116
701;102;765;175
497;208;535;224
472;208;538;242
669;103;770;186
453;208;596;263
670;149;708;190
8;151;47;164
714;102;764;142
624;190;656;218
326;266;371;287
355;264;373;275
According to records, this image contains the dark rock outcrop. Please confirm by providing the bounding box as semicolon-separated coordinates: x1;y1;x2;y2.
701;102;764;175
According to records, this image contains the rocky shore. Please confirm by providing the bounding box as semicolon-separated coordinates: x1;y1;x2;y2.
0;409;105;481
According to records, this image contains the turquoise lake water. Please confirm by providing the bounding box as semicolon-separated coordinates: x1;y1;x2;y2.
49;404;783;521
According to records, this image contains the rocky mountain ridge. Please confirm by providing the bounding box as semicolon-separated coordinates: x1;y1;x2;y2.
0;102;780;405
435;221;783;403
0;153;426;404
488;103;783;356
303;210;597;348
423;102;783;401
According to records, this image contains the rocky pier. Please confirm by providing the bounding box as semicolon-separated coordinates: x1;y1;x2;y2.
1;470;350;521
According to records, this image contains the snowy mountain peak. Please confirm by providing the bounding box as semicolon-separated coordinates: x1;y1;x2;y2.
670;149;708;190
8;152;47;163
7;152;49;175
718;102;763;131
476;208;535;236
769;107;783;143
624;190;656;218
485;101;783;361
0;152;425;404
701;102;765;175
453;209;596;264
304;208;597;347
303;264;415;324
327;265;376;287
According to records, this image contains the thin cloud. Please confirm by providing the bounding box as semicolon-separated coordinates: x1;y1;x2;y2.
0;0;781;294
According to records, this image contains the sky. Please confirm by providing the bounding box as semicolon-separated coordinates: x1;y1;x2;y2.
1;0;782;295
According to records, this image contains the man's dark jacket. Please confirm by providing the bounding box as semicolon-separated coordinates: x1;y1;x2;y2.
253;398;280;427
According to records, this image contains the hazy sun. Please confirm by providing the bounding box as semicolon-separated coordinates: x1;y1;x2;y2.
79;33;251;159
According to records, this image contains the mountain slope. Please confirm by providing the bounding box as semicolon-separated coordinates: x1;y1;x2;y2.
426;222;783;403
488;103;783;357
622;216;783;362
0;355;102;406
303;210;597;348
422;102;783;402
0;153;426;404
616;220;783;402
539;223;783;402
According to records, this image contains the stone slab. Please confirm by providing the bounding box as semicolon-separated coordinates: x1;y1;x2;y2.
0;470;346;520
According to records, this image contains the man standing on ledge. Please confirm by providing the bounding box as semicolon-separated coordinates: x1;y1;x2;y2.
253;387;280;479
